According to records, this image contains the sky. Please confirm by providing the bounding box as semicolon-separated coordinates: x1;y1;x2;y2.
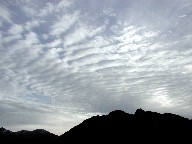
0;0;192;135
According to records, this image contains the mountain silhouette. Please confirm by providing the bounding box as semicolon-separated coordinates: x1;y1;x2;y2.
0;127;57;144
1;109;192;143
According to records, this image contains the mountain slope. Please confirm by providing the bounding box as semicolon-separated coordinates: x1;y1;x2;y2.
0;128;58;144
1;109;192;143
58;109;192;143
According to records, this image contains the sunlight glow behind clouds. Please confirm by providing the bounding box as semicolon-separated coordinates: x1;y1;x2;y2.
0;0;192;135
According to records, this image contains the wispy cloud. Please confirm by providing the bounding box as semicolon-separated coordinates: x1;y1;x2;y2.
0;3;12;23
178;14;187;18
8;24;24;35
50;12;79;37
63;23;104;47
25;19;45;31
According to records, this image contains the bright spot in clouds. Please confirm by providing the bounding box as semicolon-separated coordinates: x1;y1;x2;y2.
0;0;192;135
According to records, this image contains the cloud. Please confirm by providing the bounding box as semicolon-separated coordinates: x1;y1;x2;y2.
25;19;45;31
63;24;104;47
0;3;12;23
50;12;79;36
0;97;96;135
46;39;62;48
24;31;39;44
2;35;22;43
178;14;187;18
56;0;73;10
38;3;54;17
20;0;74;18
8;24;24;35
21;4;38;18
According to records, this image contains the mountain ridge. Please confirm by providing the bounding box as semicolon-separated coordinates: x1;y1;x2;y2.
1;108;192;143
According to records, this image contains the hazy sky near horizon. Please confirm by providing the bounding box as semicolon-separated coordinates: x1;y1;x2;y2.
0;0;192;135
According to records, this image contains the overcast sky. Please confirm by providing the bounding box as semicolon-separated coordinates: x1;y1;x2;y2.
0;0;192;135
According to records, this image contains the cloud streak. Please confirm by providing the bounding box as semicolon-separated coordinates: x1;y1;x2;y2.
0;3;12;23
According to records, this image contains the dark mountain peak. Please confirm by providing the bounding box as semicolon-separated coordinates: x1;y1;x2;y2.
0;127;13;135
107;110;128;118
32;129;58;137
135;108;145;115
0;127;6;132
15;129;58;139
32;129;50;134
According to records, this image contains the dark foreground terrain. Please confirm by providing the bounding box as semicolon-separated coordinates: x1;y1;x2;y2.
1;109;192;143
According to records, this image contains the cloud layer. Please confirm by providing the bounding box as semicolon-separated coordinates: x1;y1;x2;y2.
0;0;192;135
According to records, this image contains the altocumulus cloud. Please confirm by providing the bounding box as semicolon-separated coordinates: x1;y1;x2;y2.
0;0;192;135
